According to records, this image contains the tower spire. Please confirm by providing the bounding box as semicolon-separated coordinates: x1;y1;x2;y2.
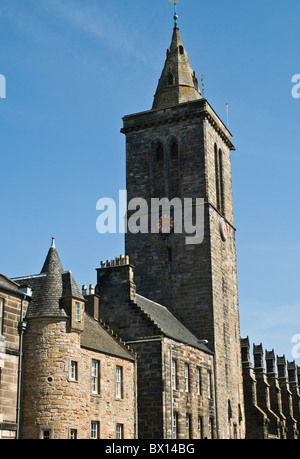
152;20;202;110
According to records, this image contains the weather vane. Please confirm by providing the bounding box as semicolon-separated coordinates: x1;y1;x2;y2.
168;0;179;26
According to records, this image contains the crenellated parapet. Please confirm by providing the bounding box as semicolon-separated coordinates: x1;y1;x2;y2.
241;338;300;440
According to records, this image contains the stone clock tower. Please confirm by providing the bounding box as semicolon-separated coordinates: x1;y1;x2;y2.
122;24;245;439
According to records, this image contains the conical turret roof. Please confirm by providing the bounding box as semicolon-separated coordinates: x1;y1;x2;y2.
13;238;84;319
152;26;202;110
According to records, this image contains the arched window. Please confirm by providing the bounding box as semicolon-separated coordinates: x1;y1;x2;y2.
156;141;164;161
170;139;178;158
167;71;174;86
153;140;165;197
214;143;225;215
179;45;184;55
169;138;180;198
219;148;225;215
214;143;221;211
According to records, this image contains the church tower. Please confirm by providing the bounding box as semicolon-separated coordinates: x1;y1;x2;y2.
122;19;245;439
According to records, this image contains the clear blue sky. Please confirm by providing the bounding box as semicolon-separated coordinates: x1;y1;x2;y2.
0;0;299;362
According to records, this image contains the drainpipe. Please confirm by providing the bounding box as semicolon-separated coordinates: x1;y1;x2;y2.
16;287;32;440
134;358;138;439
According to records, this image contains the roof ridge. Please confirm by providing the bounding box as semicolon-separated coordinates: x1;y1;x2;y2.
12;273;47;281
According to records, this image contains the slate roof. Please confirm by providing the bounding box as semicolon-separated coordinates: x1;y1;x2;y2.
81;313;135;361
0;273;22;294
136;294;212;354
12;240;135;361
12;240;84;319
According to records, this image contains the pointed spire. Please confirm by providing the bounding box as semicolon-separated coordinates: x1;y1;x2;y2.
152;26;202;110
41;237;64;276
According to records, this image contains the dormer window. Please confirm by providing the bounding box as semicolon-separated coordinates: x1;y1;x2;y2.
179;45;184;55
75;302;81;322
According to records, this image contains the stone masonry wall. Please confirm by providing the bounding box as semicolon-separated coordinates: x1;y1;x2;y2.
0;290;25;439
21;317;135;439
123;99;245;438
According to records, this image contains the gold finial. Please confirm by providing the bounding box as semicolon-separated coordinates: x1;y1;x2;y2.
168;0;179;26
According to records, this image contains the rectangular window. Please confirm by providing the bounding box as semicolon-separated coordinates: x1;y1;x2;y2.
116;366;123;399
198;416;203;439
210;418;214;439
42;430;51;440
116;424;124;439
196;367;202;395
0;298;3;335
184;364;190;392
186;414;192;439
70;429;77;439
91;360;100;394
172;413;178;439
91;421;100;439
70;361;78;381
171;360;177;390
208;370;213;399
75;302;81;322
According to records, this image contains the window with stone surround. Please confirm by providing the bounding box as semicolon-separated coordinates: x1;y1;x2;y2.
75;302;81;322
198;416;203;439
39;426;54;439
153;140;165;197
208;370;213;400
70;429;77;439
186;414;192;438
155;141;164;161
91;421;100;439
91;360;100;394
184;364;190;392
172;413;178;439
116;366;123;399
70;360;78;381
171;359;177;391
196;367;202;395
214;143;225;215
218;148;225;215
116;424;124;439
169;138;180;198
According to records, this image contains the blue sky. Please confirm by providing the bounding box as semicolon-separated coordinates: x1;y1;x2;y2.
0;0;299;362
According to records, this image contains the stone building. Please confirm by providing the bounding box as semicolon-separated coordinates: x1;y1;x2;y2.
96;257;216;439
241;337;300;439
0;274;30;439
122;23;244;439
12;239;137;440
1;16;298;441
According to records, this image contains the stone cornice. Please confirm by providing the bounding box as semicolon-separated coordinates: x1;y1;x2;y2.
121;99;235;151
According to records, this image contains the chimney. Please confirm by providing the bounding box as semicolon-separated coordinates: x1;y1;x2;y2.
96;255;136;323
82;284;100;321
